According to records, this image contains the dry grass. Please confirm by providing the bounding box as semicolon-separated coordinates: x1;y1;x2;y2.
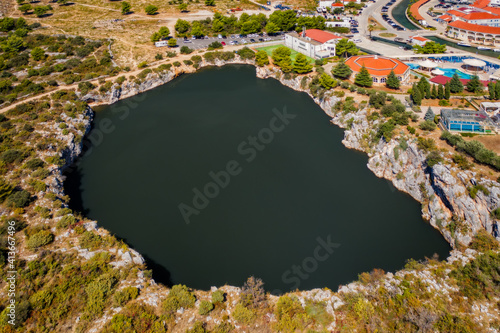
368;16;386;31
5;0;263;67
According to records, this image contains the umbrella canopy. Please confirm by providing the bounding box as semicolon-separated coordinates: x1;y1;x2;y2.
463;58;486;67
418;59;438;68
431;68;444;75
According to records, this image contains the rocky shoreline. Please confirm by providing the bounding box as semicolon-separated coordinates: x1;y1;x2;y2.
37;54;500;332
66;55;500;257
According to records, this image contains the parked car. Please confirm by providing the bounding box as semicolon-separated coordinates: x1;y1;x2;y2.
250;38;256;43
221;41;226;45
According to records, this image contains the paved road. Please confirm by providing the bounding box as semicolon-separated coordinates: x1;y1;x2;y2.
175;34;285;50
418;0;446;33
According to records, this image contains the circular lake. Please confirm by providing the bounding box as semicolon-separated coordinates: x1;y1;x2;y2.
65;65;450;293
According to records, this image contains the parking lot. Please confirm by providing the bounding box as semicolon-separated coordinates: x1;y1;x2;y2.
158;33;286;51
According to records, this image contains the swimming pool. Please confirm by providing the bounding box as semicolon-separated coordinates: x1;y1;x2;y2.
438;68;472;79
405;63;472;79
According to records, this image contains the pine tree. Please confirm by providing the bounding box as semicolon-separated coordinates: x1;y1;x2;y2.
495;81;500;100
280;57;293;73
444;82;451;99
293;54;312;74
331;61;352;80
437;84;444;99
319;73;337;89
411;83;422;105
417;77;430;99
431;84;437;99
385;70;400;89
354;65;372;87
424;107;435;121
255;50;269;67
449;73;463;93
488;82;496;100
466;75;483;93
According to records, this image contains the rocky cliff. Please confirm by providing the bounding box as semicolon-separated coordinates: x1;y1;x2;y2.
255;66;500;248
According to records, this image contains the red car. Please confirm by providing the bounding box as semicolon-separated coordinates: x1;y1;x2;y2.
221;41;226;46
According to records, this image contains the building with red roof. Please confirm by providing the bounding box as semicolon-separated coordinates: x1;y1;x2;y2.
472;0;490;9
345;55;410;85
437;14;452;23
445;4;500;27
447;20;500;45
430;75;489;87
284;29;341;59
410;35;431;46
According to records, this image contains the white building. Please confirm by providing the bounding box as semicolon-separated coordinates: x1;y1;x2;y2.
284;29;341;59
409;35;431;46
326;18;351;28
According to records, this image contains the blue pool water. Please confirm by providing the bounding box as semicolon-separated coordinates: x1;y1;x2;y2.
438;68;472;79
405;63;472;79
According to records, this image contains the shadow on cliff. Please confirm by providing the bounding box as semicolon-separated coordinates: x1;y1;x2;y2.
62;133;174;287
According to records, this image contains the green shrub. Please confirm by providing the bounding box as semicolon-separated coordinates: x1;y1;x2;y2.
419;120;437;131
24;158;45;169
417;137;436;152
180;46;193;54
162;284;196;316
27;230;54;250
212;289;225;304
186;321;208;333
273;296;311;332
79;231;103;250
232;303;255;324
198;300;214;315
113;287;139;306
7;190;31;208
470;229;500;252
426;151;443;167
29;289;54;310
451;251;500;301
85;273;118;317
57;215;77;229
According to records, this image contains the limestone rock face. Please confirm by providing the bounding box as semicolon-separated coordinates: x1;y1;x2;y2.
256;65;500;246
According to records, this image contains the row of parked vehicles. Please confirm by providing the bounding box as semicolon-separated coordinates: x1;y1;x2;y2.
183;32;282;45
381;0;406;31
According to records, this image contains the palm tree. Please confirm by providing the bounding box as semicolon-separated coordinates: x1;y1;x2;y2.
368;24;375;39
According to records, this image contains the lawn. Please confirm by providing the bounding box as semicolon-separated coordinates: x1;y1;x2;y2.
255;44;315;63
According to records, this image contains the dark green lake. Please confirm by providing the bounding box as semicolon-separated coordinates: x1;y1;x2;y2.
65;65;450;293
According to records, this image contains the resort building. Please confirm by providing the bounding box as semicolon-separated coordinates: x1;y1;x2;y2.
284;29;341;59
446;20;500;45
440;108;497;133
344;55;410;85
409;36;431;46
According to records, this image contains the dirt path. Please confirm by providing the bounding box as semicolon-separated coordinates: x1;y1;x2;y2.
0;44;247;113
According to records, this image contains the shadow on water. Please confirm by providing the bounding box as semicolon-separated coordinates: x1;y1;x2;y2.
63;125;175;288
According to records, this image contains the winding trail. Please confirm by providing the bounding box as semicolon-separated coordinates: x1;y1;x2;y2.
0;44;247;114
